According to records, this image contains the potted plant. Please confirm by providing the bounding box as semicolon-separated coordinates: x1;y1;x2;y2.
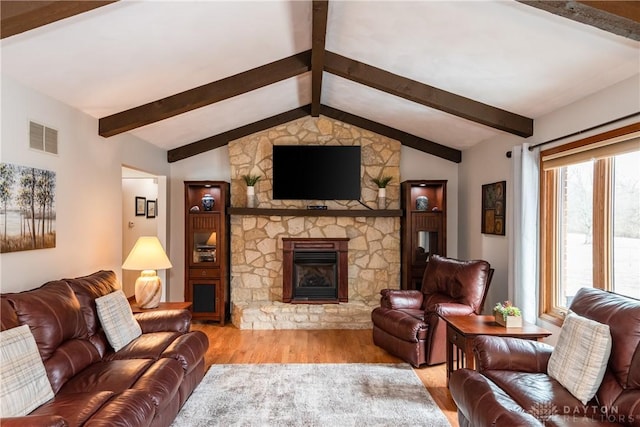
242;174;261;208
493;301;522;327
372;175;392;209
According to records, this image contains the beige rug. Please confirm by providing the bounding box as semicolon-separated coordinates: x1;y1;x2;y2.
171;363;450;427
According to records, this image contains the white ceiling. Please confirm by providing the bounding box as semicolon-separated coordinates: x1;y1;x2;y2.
2;0;638;156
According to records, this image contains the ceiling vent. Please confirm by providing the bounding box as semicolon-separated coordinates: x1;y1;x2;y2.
29;121;58;155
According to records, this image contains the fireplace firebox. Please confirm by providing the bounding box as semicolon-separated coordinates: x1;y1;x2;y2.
282;238;349;304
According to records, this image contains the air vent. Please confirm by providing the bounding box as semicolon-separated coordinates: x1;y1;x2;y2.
29;121;58;154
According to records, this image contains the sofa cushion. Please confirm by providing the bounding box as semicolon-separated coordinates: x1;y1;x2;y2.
105;331;182;361
3;281;88;360
59;359;154;395
96;290;142;352
66;270;119;338
31;391;115;426
0;325;54;417
548;312;612;405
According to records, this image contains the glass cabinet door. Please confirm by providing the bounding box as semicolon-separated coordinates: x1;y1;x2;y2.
189;214;220;267
413;230;438;265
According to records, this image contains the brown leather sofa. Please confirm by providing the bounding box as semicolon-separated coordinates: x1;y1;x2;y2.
449;287;640;427
371;255;493;367
0;270;209;427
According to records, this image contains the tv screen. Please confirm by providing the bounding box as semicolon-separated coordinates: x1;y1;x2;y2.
272;145;361;200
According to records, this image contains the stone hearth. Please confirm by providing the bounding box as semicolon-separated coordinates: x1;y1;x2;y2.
228;115;401;329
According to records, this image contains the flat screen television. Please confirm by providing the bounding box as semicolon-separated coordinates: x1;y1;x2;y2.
272;145;361;200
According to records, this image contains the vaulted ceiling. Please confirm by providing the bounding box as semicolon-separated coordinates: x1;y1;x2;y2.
2;1;639;163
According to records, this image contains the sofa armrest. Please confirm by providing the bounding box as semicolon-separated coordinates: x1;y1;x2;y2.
432;302;475;316
379;289;423;309
449;368;542;427
134;309;191;334
474;335;553;373
1;415;68;427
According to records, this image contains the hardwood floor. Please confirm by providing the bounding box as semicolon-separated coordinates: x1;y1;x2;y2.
191;323;459;426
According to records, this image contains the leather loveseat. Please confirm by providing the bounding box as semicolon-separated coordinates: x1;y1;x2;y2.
449;287;640;426
0;270;209;427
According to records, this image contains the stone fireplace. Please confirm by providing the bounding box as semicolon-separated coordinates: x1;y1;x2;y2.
228;115;401;329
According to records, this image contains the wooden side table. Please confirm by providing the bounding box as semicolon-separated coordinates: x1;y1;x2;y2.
441;314;551;385
129;300;193;313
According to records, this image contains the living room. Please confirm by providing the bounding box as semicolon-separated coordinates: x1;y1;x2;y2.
1;1;639;426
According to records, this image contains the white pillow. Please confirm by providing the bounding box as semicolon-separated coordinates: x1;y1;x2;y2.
0;325;54;417
95;290;142;352
548;312;612;405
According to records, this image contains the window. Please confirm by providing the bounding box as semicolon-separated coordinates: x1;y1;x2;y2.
540;123;640;323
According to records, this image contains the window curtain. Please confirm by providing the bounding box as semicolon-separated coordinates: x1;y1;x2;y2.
508;143;540;324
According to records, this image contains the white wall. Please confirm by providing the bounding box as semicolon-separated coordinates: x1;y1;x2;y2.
459;74;640;318
0;75;169;293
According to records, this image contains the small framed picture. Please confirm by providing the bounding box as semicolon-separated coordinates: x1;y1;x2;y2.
481;181;506;235
146;200;156;218
135;197;146;216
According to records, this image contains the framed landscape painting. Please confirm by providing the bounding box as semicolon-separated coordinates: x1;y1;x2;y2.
481;181;506;236
0;163;56;253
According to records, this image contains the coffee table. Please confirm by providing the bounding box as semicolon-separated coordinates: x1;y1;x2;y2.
441;314;551;384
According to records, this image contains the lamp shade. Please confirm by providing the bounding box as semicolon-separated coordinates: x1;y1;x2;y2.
122;236;172;271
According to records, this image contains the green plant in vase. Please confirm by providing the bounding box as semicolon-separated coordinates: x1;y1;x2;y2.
242;174;261;208
372;175;392;210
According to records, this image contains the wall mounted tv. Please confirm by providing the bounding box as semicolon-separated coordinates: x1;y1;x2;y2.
272;145;361;200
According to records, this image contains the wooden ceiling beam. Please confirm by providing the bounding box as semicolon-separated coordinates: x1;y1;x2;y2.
100;50;312;138
324;51;533;138
1;1;117;39
311;0;329;117
167;106;311;163
517;1;640;41
320;105;462;163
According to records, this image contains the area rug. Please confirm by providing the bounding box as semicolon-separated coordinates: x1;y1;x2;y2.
171;363;450;427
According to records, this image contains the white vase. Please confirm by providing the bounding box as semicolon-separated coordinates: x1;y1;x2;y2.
247;186;256;208
377;188;386;209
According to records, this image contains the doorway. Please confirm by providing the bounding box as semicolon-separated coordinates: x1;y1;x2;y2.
121;166;168;299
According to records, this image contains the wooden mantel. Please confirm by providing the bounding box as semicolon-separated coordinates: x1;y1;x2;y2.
229;208;402;217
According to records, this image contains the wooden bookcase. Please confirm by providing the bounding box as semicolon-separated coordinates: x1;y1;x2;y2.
401;180;447;290
184;181;229;323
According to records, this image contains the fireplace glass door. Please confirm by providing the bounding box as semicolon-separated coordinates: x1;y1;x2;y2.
293;251;338;300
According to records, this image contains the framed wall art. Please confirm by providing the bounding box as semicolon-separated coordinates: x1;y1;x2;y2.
135;197;146;216
481;181;506;236
146;200;156;218
0;163;57;253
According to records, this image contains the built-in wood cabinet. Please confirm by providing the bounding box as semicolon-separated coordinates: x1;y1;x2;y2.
401;180;447;290
184;181;229;323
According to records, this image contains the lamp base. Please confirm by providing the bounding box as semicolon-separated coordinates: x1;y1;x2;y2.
135;270;162;308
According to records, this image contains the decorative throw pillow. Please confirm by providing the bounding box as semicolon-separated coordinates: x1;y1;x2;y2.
548;312;612;405
0;324;54;417
95;290;142;352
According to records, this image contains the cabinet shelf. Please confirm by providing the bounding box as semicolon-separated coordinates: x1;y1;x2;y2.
228;208;402;217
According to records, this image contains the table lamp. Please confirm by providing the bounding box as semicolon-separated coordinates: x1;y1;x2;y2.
122;236;172;308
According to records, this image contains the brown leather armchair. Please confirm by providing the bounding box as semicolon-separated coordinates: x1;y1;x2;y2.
371;255;493;367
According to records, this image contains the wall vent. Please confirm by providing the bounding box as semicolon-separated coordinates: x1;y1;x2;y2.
29;121;58;154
